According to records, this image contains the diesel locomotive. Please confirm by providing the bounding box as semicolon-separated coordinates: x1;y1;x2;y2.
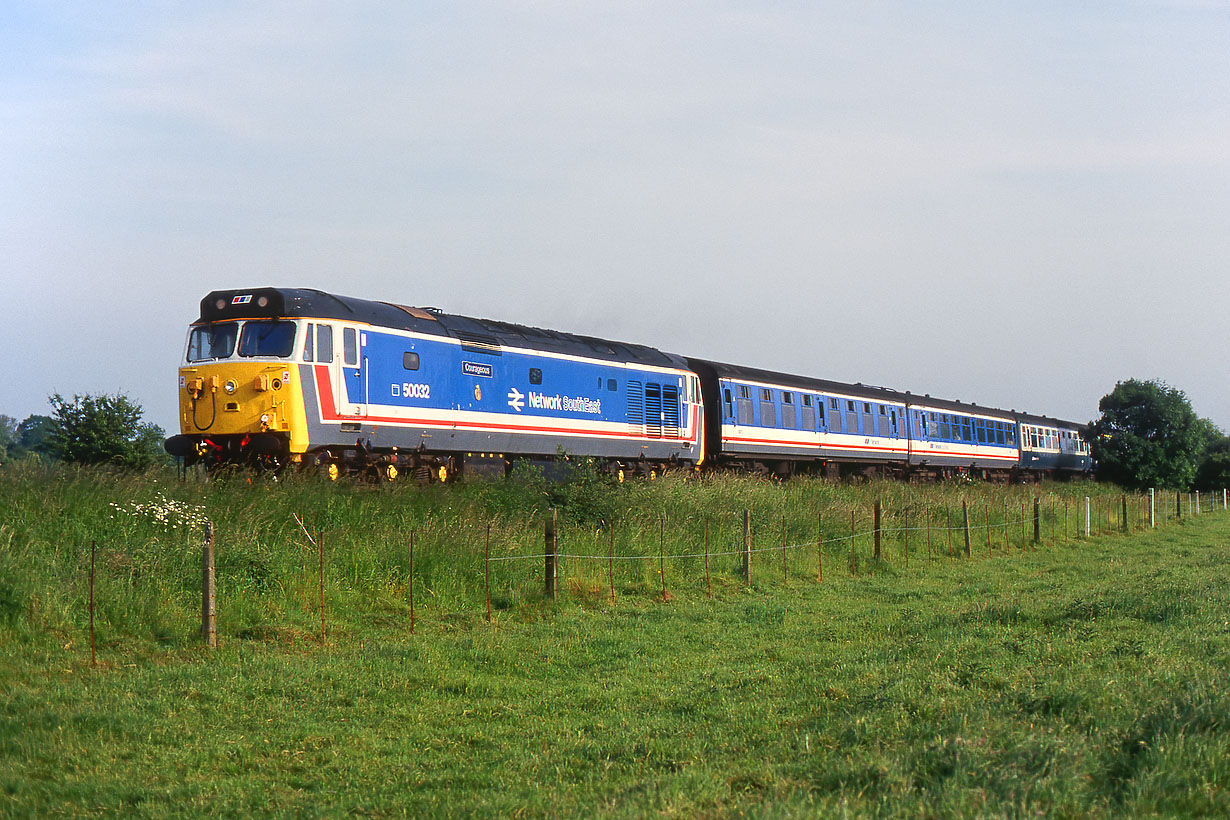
164;287;1092;481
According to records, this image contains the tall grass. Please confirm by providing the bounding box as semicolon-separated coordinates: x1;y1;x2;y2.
0;460;1180;649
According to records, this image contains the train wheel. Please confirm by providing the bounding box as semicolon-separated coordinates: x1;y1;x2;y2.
325;462;340;481
617;468;625;484
383;464;399;482
437;465;448;484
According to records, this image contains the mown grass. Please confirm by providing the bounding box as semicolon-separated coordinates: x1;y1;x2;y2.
1;463;1228;818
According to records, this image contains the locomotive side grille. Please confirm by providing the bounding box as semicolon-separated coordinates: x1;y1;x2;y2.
644;383;663;439
627;380;645;437
662;384;680;438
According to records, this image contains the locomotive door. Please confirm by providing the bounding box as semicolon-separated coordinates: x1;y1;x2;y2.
337;326;366;418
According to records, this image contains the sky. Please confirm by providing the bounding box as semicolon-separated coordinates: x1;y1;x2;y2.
3;1;1229;435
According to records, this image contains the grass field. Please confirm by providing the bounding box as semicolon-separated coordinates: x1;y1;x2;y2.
2;464;1228;817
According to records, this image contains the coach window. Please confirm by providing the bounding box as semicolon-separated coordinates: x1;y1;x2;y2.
802;395;816;430
782;392;796;428
403;352;420;371
736;386;753;425
816;398;826;429
938;415;951;440
529;368;543;385
760;389;776;427
343;328;358;366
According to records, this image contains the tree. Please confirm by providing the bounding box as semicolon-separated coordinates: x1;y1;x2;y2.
1088;379;1206;490
47;393;166;469
17;415;55;457
1195;434;1230;492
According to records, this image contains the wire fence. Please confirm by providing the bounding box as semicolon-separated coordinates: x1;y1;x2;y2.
79;487;1230;658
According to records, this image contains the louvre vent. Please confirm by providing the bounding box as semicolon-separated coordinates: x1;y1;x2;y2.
662;384;680;438
645;384;662;439
627;380;644;436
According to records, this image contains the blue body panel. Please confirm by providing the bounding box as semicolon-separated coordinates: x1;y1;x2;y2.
302;327;700;463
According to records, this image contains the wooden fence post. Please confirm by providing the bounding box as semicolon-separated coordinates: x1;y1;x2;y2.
742;510;752;585
608;524;616;605
485;522;492;623
408;529;415;634
962;500;971;557
1004;499;1010;554
781;518;788;584
202;522;216;648
704;520;712;599
544;509;557;600
851;510;857;577
1149;488;1155;528
985;504;991;557
318;529;326;644
816;511;823;583
659;516;667;601
90;539;97;666
1033;497;1041;545
1121;494;1129;533
873;499;882;560
1084;497;1091;537
904;507;910;568
1195;491;1201;515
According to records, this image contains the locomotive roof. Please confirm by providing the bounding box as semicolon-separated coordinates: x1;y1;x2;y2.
196;287;689;370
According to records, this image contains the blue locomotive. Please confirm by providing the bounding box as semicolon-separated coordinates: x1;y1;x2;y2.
165;287;1091;481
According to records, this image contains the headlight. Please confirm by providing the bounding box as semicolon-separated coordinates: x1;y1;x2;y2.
224;380;237;394
260;414;269;424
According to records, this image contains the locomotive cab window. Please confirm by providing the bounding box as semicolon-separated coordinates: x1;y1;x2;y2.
187;322;238;362
316;325;334;364
302;323;315;362
238;320;296;359
343;328;358;366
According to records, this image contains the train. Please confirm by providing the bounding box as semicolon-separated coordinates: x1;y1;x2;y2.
164;287;1093;482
